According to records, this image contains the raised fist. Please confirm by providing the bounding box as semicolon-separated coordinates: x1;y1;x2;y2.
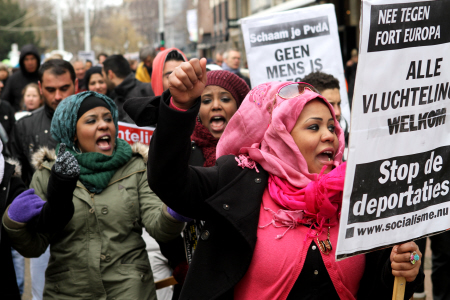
55;143;80;178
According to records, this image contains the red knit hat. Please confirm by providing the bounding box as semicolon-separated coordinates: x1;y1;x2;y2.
206;70;250;107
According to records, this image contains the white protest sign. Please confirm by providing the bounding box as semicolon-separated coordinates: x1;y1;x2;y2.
241;4;350;124
337;0;450;260
118;121;154;145
78;50;95;63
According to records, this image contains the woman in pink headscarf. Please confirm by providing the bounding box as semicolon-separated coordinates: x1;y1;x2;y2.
147;58;423;299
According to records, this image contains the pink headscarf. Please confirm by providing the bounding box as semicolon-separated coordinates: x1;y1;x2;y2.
216;81;346;234
217;81;345;188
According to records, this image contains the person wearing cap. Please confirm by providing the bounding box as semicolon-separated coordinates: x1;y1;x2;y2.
145;58;423;299
3;91;185;300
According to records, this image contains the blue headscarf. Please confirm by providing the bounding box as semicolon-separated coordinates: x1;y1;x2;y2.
51;91;118;149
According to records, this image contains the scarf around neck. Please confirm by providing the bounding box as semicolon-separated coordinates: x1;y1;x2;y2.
56;139;132;194
191;120;219;167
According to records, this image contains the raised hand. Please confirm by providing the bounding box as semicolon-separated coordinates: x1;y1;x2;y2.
55;143;80;178
168;58;207;110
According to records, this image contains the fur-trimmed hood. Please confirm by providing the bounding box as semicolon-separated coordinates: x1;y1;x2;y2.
6;157;22;177
32;142;149;170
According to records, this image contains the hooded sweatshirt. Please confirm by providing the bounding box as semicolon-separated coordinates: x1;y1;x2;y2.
2;45;41;111
151;48;187;96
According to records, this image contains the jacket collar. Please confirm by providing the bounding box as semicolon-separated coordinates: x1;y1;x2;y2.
114;73;136;97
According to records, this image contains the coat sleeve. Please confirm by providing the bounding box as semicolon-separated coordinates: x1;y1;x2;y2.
138;169;185;243
1;79;13;107
2;169;51;257
148;90;223;220
123;95;160;127
9;121;33;186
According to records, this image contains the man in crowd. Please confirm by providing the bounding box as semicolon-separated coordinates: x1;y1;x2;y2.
9;59;77;300
215;52;223;67
103;54;154;123
72;58;86;92
221;48;251;87
85;59;93;70
123;48;187;126
2;44;40;111
302;71;349;155
135;46;156;83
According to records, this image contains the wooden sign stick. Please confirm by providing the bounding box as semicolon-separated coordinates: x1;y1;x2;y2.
392;276;406;300
155;276;178;290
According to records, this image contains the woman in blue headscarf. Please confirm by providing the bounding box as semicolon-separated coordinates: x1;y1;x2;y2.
3;91;184;300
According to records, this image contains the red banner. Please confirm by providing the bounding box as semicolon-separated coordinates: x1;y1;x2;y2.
118;121;155;145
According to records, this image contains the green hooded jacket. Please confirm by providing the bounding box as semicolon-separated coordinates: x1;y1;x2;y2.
3;143;184;300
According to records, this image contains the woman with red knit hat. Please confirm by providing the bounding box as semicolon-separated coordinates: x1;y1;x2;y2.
190;70;249;167
124;69;250;298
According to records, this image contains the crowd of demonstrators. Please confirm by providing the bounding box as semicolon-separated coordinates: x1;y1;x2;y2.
0;42;432;300
135;46;156;83
102;54;154;123
2;44;40;112
84;66;108;95
221;49;251;88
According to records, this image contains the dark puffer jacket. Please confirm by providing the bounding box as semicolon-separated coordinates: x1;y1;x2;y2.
2;45;41;111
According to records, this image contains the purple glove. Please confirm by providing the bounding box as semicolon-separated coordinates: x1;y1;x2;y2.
8;189;45;223
167;207;192;222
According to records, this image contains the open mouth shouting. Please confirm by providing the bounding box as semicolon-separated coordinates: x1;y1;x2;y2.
96;134;112;151
317;148;335;166
209;115;227;133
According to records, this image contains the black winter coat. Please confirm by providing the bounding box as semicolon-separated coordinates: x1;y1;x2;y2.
110;73;154;123
148;90;423;299
2;45;40;112
10;105;56;186
0;162;27;300
0;99;17;156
